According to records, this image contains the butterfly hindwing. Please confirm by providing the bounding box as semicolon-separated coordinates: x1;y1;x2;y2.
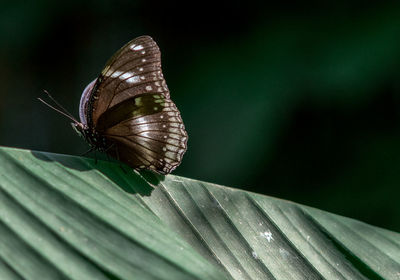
96;93;187;174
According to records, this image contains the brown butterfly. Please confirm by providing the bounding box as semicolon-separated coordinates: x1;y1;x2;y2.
41;36;188;174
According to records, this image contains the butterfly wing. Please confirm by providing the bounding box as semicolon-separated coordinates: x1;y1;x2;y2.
96;93;187;173
88;35;170;128
87;35;187;173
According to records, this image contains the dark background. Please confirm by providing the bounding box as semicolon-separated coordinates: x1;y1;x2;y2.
1;1;399;231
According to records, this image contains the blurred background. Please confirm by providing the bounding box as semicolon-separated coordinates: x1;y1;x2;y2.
0;1;399;231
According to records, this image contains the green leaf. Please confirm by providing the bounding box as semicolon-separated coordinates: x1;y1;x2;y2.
0;146;398;279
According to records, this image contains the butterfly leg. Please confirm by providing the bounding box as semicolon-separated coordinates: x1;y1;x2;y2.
81;147;95;157
80;147;98;165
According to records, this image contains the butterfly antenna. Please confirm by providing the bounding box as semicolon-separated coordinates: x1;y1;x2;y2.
43;89;77;119
38;92;78;123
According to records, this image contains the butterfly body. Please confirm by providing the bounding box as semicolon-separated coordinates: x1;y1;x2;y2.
74;36;187;174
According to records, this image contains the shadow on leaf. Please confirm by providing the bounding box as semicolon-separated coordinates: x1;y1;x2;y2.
31;150;163;196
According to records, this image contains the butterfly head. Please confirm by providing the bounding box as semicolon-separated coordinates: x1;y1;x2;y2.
71;122;86;139
71;120;108;152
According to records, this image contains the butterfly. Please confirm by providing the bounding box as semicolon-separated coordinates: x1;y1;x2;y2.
40;36;188;174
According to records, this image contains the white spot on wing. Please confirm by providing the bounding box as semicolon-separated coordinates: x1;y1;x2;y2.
109;70;123;78
165;151;175;159
145;85;152;91
131;44;144;51
166;138;179;145
166;144;179;152
120;73;133;80
169;134;180;140
126;76;140;84
107;70;141;84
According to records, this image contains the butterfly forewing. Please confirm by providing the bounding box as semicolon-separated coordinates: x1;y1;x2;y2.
89;36;169;127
